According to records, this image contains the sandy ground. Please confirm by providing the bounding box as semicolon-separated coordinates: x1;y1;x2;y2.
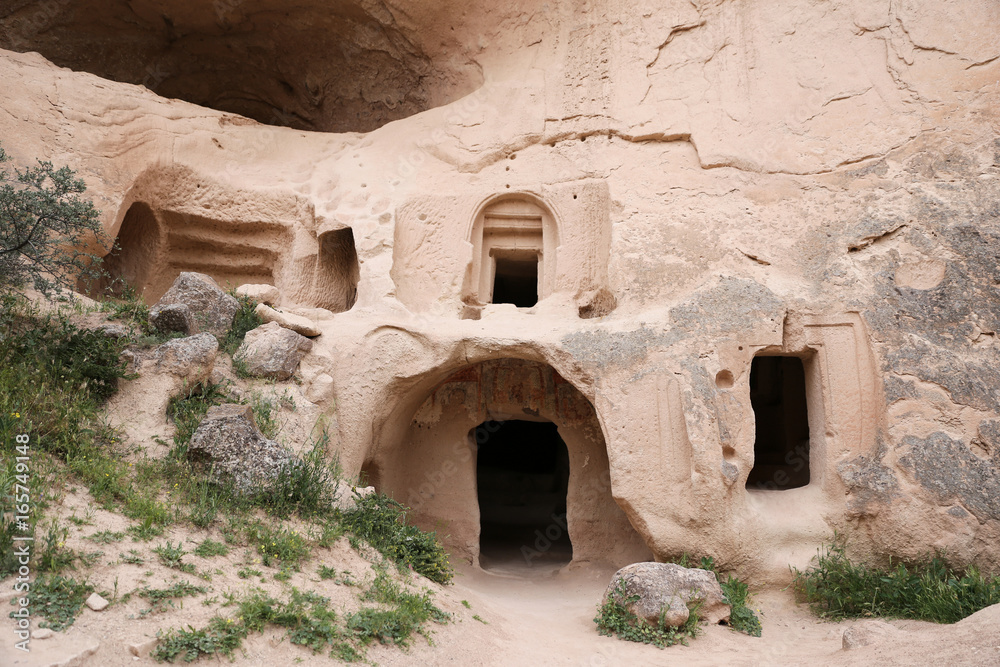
4;541;1000;667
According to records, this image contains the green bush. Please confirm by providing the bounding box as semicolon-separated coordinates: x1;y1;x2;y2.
794;538;1000;623
0;143;108;295
341;493;453;584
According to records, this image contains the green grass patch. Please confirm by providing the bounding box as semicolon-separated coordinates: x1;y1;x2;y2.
341;493;453;584
22;575;94;631
793;538;1000;623
87;530;125;544
246;522;310;568
193;538;229;558
153;541;188;570
136;581;209;613
221;293;262;356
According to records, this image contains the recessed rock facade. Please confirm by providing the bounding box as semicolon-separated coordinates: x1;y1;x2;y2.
2;0;999;581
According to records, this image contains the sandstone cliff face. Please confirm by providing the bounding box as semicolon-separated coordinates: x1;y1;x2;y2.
1;0;998;580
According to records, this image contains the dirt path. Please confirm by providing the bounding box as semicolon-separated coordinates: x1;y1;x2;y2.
4;558;1000;666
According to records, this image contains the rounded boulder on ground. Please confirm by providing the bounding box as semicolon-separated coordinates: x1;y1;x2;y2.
602;562;731;628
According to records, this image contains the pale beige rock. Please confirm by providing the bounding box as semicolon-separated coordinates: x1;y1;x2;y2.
236;283;280;306
306;373;335;404
842;619;901;650
235;322;313;380
603;562;730;627
128;638;158;657
154;333;219;381
84;593;108;611
254;303;321;337
33;628;54;639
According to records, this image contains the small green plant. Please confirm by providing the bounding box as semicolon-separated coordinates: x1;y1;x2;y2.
237;566;263;579
221;293;263;355
594;579;701;648
317;565;338;580
120;549;145;565
193;538;229;558
461;600;471;609
473;614;487;624
137;581;209;613
23;575;94;631
152;615;245;663
246;522;310;569
793;537;1000;623
100;282;154;336
154;541;187;569
36;523;80;573
129;518;165;542
720;576;762;637
88;530;125;544
341;493;453;584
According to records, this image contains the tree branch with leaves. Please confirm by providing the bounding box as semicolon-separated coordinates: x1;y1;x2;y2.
0;143;109;295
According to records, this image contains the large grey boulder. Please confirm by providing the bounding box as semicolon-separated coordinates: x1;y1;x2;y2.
602;562;730;628
154;333;218;382
235;321;313;380
149;302;195;335
150;272;239;338
188;404;292;491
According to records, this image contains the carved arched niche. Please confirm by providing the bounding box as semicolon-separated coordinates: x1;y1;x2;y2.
463;196;559;309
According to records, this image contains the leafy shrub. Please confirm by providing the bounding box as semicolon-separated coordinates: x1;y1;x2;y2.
0;143;108;295
720;576;762;637
594;578;700;648
794;538;1000;623
341;493;453;584
24;575;94;631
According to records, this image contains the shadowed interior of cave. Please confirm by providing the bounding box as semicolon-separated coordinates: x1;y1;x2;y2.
476;420;571;568
0;1;481;132
491;255;539;307
746;355;811;491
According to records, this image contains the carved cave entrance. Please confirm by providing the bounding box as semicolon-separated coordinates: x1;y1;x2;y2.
376;358;651;571
475;420;571;568
746;355;810;490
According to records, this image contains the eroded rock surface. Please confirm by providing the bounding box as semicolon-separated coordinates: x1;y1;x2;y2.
235;322;313;380
152;272;238;339
602;562;730;628
188;403;292;491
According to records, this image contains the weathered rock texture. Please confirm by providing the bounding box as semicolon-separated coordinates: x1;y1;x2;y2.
1;0;999;581
188;403;292;490
152;272;239;338
235;321;313;380
603;562;730;628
